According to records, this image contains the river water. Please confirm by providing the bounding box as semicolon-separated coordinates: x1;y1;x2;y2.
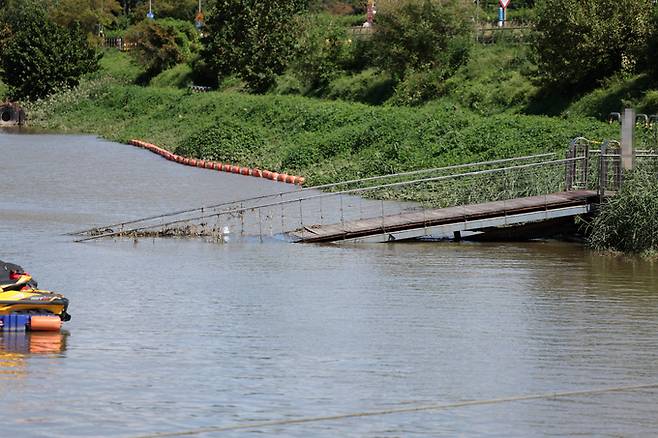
1;131;657;437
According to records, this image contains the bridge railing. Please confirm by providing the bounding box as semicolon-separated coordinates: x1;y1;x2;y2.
73;153;584;243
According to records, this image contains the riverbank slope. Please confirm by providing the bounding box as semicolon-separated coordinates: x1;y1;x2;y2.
21;52;617;186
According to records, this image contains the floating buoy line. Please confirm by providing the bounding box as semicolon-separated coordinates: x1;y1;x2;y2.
129;139;305;186
132;382;658;437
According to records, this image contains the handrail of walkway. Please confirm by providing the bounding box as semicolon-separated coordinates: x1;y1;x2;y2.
75;155;580;242
68;152;558;237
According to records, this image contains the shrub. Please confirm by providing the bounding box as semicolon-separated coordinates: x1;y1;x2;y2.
387;68;449;106
588;168;658;254
371;0;473;80
125;18;200;80
291;14;354;91
325;68;395;104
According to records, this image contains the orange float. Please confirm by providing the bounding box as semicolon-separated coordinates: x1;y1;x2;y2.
30;315;62;332
128;139;305;185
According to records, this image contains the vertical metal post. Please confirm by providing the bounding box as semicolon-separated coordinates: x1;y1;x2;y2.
258;208;263;243
565;139;576;190
581;143;589;189
280;194;285;233
240;203;245;236
598;141;607;201
299;199;303;230
621;108;635;171
339;194;345;227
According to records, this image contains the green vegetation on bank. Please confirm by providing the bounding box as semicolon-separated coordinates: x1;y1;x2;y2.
26;58;615;185
588;168;658;256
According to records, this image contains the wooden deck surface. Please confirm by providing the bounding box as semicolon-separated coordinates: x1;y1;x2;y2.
290;190;598;243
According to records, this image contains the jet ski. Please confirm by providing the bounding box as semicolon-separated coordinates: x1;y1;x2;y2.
0;261;70;331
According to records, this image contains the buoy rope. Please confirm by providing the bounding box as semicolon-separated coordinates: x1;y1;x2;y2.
131;382;658;437
129;139;306;186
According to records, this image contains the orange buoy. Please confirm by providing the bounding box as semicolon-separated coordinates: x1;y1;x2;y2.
129;139;305;185
30;315;62;332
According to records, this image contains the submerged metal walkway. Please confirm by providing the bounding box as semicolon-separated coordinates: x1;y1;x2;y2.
70;138;655;244
290;190;598;243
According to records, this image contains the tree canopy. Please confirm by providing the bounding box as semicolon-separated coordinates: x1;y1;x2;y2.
0;1;99;100
201;0;303;92
532;0;655;92
48;0;122;34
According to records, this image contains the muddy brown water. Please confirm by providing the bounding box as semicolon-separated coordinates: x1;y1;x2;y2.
1;131;657;437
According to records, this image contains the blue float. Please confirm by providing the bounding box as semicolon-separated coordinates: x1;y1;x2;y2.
0;314;31;332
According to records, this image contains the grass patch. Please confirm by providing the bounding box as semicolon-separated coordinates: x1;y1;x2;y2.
150;63;193;89
94;49;144;84
445;43;537;115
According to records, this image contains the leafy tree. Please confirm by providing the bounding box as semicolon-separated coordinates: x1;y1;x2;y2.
125;18;200;79
201;0;303;92
532;0;654;93
643;6;658;76
0;2;99;100
372;0;473;79
48;0;122;35
291;14;355;90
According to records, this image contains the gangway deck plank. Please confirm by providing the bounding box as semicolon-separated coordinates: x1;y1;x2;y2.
290;190;598;243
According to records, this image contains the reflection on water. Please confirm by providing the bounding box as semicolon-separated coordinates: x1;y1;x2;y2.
0;331;66;355
0;332;67;379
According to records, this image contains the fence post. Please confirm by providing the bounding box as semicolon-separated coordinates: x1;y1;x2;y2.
621;108;635;172
565;138;576;190
581;142;589;189
598;141;607;201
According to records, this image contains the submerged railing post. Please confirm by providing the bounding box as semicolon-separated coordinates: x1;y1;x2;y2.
280;194;285;233
258;208;263;243
299;199;303;230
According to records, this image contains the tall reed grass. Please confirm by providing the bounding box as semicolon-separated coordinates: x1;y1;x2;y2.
588;166;658;254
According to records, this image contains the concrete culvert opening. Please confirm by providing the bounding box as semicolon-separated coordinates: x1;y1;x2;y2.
1;109;12;122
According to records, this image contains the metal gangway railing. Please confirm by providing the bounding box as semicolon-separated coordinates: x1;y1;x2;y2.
71;151;593;243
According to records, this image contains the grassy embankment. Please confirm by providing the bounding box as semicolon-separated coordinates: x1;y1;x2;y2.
24;49;619;186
